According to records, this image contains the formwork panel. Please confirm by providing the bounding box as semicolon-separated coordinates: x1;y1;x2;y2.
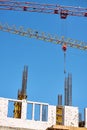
56;106;63;125
56;106;63;115
64;106;78;127
56;115;63;122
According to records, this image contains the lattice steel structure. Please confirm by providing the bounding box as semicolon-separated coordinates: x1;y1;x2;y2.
0;1;87;19
0;23;87;50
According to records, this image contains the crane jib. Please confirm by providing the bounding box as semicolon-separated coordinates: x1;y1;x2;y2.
0;1;87;18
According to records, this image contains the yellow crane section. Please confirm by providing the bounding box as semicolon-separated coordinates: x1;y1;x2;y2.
0;23;87;50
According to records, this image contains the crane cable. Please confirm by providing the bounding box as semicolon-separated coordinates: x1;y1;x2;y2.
64;51;66;74
61;18;67;75
62;43;67;74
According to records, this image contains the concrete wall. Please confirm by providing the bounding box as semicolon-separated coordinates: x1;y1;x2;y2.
0;98;8;119
63;106;79;127
0;97;56;130
0;97;87;129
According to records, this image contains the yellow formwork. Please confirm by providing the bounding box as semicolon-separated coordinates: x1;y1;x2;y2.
56;106;63;125
56;106;63;115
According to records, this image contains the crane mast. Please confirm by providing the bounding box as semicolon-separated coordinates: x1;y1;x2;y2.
0;1;87;19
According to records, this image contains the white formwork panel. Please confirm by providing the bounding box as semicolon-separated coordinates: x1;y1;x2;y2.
84;108;87;128
0;97;8;119
0;97;56;130
63;106;79;127
48;105;56;126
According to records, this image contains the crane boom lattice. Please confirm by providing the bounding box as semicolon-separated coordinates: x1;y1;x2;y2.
0;23;87;50
0;1;87;18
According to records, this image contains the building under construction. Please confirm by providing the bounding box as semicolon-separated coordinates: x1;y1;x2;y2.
0;66;86;130
0;1;87;130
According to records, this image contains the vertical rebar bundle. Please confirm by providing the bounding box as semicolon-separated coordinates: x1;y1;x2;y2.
58;94;62;106
68;73;72;106
64;73;72;106
14;65;28;118
21;65;28;99
18;65;28;100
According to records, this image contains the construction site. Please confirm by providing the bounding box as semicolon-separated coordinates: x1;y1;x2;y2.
0;0;87;130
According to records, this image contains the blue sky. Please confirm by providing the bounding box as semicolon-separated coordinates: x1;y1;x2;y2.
0;0;87;118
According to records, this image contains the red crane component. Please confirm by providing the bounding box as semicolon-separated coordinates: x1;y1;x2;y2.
23;6;28;11
0;1;87;18
62;43;67;51
60;10;68;19
84;12;87;17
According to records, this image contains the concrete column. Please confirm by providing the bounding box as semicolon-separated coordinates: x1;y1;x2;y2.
85;108;87;128
48;105;56;125
21;99;27;120
32;103;35;120
40;104;42;121
0;98;8;119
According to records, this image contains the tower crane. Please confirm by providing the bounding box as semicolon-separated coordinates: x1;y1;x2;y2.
0;0;87;19
0;1;87;119
0;1;87;74
0;1;87;112
0;0;87;74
